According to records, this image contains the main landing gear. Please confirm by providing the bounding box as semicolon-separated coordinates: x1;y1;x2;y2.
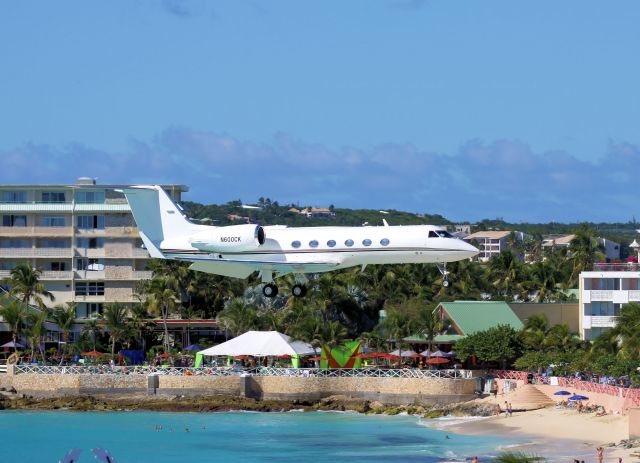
436;262;450;287
261;271;308;298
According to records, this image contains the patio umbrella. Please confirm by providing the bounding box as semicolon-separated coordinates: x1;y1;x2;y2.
277;354;293;359
157;353;174;359
308;356;327;361
443;350;456;357
426;357;450;364
420;349;432;357
553;390;572;396
184;344;202;351
430;350;447;357
82;350;106;357
389;349;421;358
1;341;24;348
380;353;402;361
569;395;589;401
233;355;251;360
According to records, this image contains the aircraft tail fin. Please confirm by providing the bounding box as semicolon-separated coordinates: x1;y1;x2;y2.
120;185;194;250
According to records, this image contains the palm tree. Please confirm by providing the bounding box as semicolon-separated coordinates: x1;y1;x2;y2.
82;318;102;352
375;309;414;355
101;303;129;358
0;301;27;352
5;263;54;309
568;228;597;285
609;302;640;360
51;304;77;365
413;305;444;354
145;275;180;351
489;250;524;300
218;299;259;336
520;314;548;352
26;311;47;363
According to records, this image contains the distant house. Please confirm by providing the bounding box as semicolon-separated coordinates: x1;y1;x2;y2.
404;301;524;345
464;230;512;261
543;234;620;260
288;207;301;214
227;214;251;223
299;207;335;218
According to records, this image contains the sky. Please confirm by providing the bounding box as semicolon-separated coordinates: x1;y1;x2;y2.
1;1;639;222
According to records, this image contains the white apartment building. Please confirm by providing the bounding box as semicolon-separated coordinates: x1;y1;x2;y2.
464;231;512;261
0;178;187;322
579;264;640;340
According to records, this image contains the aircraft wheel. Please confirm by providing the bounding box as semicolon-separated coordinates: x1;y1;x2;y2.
292;284;307;298
263;284;279;298
442;280;450;288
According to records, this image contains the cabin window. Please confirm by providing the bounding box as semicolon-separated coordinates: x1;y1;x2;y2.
291;241;301;249
345;239;354;247
362;239;372;246
380;238;390;246
428;231;439;238
436;230;453;238
309;240;319;248
327;240;336;247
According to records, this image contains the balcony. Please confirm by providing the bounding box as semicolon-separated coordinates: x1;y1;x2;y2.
39;271;73;280
75;270;106;280
132;248;149;258
0;201;130;213
0;226;74;237
74;248;105;258
593;263;640;272
583;315;619;329
132;270;153;280
0;270;10;279
0;248;73;258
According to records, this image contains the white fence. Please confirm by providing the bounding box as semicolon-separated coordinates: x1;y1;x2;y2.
13;365;472;379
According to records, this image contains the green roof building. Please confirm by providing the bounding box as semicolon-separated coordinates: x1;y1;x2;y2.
405;301;524;344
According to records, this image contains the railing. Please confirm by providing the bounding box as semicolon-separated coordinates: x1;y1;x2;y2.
132;270;152;279
489;370;640;407
0;364;7;374
13;365;472;379
0;248;73;258
594;263;640;272
39;271;73;280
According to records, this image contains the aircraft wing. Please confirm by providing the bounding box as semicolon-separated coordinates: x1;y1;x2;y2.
186;257;342;279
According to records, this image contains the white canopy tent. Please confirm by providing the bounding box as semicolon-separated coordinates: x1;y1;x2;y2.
199;331;316;357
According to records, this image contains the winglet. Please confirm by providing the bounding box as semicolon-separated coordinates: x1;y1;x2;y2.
138;230;165;259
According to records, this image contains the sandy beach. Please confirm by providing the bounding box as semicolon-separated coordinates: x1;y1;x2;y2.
446;402;637;462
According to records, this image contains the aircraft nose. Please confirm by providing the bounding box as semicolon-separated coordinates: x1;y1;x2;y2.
459;239;479;258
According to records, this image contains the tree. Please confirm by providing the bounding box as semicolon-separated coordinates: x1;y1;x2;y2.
374;309;414;354
218;299;259;336
5;263;54;309
568;228;597;285
26;311;47;363
412;305;444;353
145;275;180;351
51;303;77;365
82;318;102;352
0;301;27;352
608;302;640;360
101;303;129;358
456;325;523;369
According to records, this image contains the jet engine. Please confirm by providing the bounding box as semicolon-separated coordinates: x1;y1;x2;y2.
189;224;266;252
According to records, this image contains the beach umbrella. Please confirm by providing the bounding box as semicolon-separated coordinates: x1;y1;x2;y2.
82;350;106;357
568;395;589;401
420;349;432;357
443;350;456;358
184;344;202;351
430;350;447;357
426;357;450;364
553;390;572;396
389;349;421;358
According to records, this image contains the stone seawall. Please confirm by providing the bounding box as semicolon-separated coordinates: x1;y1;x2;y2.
1;369;475;405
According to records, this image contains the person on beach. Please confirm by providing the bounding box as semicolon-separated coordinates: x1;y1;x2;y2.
495;404;502;416
596;446;603;463
504;401;509;417
471;457;480;463
507;402;513;417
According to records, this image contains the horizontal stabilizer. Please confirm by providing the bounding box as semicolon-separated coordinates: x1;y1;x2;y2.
138;231;164;259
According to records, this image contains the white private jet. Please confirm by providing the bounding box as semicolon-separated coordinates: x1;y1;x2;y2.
121;185;479;298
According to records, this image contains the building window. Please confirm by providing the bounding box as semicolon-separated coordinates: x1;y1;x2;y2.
76;215;105;230
41;192;66;203
380;238;390;246
2;215;27;227
345;239;354;247
76;303;103;318
327;240;336;247
1;191;26;203
291;241;301;249
76;191;105;204
38;239;69;248
42;216;66;227
592;278;620;291
309;240;319;248
77;238;104;249
49;262;67;271
75;282;105;296
0;239;30;248
362;239;372;246
76;258;104;271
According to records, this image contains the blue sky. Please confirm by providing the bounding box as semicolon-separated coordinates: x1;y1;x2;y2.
1;1;639;222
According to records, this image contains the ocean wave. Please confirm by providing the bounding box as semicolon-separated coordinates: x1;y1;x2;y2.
417;415;489;429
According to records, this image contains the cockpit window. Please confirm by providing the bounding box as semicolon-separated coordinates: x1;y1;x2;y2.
429;230;453;238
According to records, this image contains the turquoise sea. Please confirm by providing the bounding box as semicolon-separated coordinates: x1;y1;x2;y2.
0;410;519;462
